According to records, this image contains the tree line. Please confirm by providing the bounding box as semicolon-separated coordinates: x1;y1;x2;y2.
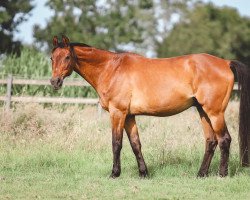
1;0;250;65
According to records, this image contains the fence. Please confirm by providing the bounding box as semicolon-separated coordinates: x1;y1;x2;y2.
0;75;239;113
0;75;103;116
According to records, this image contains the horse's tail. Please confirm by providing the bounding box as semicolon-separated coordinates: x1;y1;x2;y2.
230;60;250;167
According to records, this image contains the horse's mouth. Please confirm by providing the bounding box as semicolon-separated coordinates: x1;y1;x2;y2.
52;84;62;90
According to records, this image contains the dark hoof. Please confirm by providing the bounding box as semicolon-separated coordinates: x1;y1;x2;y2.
109;172;120;179
219;172;228;177
139;170;149;178
219;167;228;177
197;171;208;178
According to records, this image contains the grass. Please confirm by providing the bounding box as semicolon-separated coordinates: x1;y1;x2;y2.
0;102;250;199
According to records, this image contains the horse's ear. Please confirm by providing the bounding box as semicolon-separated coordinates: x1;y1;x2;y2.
53;36;58;47
62;35;70;47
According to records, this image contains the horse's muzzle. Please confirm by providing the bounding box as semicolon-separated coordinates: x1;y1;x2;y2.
50;76;63;90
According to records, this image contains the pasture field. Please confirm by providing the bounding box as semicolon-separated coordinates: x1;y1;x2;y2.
0;102;250;199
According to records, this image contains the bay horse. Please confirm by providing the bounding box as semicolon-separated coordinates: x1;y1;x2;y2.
50;35;250;178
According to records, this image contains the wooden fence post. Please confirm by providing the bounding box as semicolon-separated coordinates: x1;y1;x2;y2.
6;74;13;110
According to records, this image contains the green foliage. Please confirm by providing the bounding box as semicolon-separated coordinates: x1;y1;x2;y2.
0;0;33;54
0;47;50;78
0;47;97;98
157;2;250;65
33;0;157;53
33;0;190;54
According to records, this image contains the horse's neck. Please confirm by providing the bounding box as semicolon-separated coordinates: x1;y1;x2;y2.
73;46;115;92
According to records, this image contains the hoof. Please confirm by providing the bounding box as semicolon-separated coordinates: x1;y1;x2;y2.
197;171;208;178
109;172;120;179
219;167;228;177
219;172;228;177
139;170;149;178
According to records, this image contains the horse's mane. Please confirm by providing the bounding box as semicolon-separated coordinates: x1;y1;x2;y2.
52;42;140;63
69;43;91;48
52;42;91;52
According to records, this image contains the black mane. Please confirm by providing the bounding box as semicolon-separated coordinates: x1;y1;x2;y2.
52;42;91;52
70;43;91;48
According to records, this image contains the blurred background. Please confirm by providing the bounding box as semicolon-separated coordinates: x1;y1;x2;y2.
0;0;250;98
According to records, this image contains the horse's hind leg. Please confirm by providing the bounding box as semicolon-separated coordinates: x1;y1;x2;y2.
197;105;218;177
195;69;233;176
197;106;231;177
209;114;231;177
124;115;148;177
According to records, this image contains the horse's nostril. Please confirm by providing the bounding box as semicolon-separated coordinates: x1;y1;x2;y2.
50;77;63;89
50;77;61;85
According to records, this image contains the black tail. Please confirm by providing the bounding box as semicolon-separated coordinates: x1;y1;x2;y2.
230;60;250;167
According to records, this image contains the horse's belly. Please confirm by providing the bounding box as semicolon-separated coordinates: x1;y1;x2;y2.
129;91;194;116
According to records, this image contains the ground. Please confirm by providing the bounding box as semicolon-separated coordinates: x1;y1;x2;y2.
0;102;249;199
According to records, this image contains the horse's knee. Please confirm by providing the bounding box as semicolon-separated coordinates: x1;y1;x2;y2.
112;139;122;153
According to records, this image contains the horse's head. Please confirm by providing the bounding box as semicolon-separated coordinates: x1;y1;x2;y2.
50;35;74;90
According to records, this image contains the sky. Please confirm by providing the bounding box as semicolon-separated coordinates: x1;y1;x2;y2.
14;0;250;44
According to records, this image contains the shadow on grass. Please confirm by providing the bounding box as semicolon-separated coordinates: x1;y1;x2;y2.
140;151;201;178
143;152;249;178
209;154;250;177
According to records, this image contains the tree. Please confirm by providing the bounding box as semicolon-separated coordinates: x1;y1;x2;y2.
0;0;33;54
157;2;250;65
33;0;191;55
34;0;155;53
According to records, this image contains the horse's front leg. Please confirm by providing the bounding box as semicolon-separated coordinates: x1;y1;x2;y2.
109;109;126;178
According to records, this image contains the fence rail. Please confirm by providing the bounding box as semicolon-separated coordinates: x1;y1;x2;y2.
0;75;103;116
0;75;239;112
0;96;98;104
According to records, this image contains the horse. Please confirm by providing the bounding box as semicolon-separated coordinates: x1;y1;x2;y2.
50;35;250;178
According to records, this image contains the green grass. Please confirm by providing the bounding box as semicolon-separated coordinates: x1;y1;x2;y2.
0;102;250;199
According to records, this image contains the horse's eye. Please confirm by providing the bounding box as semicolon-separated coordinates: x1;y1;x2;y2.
65;56;70;60
50;57;53;61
